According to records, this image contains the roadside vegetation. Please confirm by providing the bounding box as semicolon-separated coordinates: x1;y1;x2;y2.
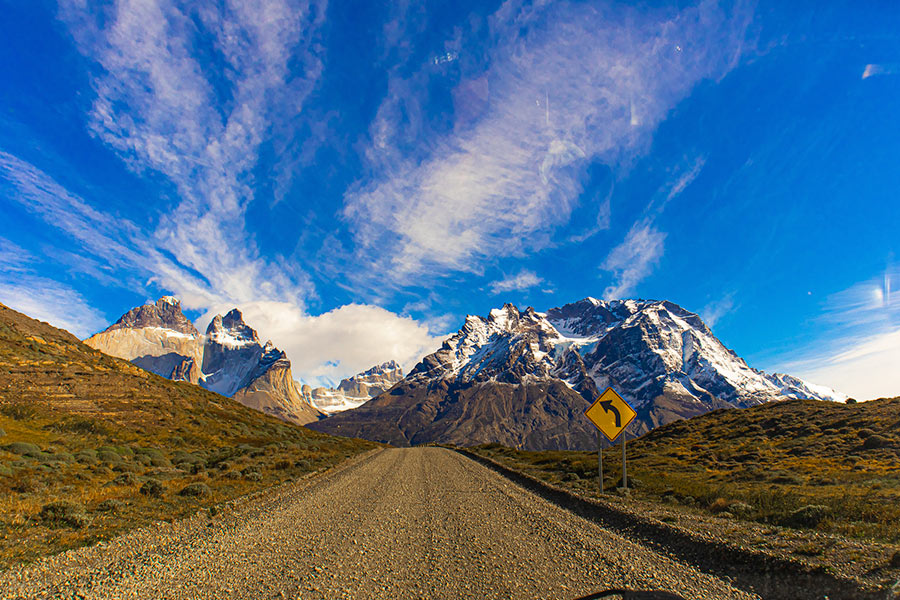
469;396;900;544
0;303;377;567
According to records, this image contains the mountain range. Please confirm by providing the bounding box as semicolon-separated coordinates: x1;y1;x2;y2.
309;298;842;450
84;297;405;425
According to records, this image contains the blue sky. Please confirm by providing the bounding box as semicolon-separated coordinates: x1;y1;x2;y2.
0;0;898;397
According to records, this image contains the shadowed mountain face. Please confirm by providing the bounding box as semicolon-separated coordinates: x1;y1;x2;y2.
310;298;843;450
85;299;322;425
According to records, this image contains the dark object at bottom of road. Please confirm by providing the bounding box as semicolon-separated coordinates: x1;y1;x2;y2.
573;589;686;600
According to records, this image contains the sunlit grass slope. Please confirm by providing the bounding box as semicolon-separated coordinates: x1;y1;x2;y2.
471;397;900;543
0;303;378;567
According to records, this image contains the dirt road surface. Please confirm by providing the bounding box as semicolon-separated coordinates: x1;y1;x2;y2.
0;448;758;599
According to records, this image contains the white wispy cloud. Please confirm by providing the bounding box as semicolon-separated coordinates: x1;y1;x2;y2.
0;275;108;338
862;63;900;79
0;150;446;382
600;222;666;300
489;270;543;295
701;292;736;328
345;0;752;279
57;0;324;309
777;267;900;400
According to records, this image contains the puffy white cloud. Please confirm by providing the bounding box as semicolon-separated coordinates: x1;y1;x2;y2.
197;301;448;387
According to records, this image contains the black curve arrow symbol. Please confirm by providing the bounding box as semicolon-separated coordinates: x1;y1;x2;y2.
599;399;621;427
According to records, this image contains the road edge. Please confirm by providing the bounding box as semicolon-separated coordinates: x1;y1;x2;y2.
453;447;886;600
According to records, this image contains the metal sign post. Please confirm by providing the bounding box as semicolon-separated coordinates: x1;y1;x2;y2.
597;430;603;493
584;387;636;495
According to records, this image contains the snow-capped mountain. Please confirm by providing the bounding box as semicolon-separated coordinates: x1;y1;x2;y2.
302;360;404;413
85;298;323;425
309;298;843;450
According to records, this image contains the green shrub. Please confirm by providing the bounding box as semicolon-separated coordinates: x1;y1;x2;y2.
784;505;829;528
241;467;262;481
112;473;138;486
51;417;110;436
0;404;37;420
140;479;164;497
75;450;98;464
39;501;89;529
97;450;123;464
3;442;41;456
178;482;211;498
0;427;5;437
172;452;202;466
863;435;890;450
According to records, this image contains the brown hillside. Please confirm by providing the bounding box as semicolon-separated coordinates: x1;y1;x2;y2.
0;303;376;567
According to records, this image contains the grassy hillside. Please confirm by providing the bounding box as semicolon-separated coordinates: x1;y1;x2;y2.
0;303;377;567
469;397;900;543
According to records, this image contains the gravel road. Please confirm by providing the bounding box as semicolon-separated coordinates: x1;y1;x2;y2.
0;448;758;600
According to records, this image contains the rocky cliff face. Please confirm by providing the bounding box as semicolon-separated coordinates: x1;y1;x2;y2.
85;298;323;425
85;297;203;384
310;298;843;450
233;343;322;424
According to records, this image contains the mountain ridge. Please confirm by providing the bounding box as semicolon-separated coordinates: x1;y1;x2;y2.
310;297;843;450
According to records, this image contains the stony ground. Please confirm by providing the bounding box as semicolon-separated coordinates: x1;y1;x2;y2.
0;447;757;600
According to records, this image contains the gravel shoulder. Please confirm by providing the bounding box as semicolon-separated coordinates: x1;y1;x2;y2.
0;447;759;600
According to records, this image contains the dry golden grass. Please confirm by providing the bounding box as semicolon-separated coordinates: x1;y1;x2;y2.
470;397;900;544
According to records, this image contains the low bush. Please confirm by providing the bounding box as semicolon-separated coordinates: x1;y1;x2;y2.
96;499;124;513
139;479;164;497
3;442;41;457
863;435;890;450
112;472;138;486
39;501;88;529
783;505;829;528
97;450;123;464
179;482;211;498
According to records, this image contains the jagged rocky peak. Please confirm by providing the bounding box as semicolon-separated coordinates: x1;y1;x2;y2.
104;296;198;335
206;308;259;347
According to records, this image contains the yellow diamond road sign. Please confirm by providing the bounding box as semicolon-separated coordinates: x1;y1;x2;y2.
585;387;636;442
